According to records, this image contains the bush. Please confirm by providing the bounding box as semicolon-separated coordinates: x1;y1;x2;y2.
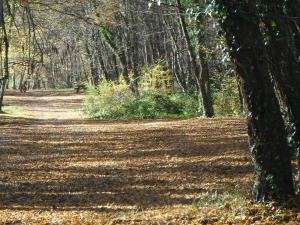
122;93;178;119
84;83;199;120
139;61;173;94
170;93;199;118
84;71;243;120
121;92;198;119
84;81;133;119
213;76;242;117
84;61;199;120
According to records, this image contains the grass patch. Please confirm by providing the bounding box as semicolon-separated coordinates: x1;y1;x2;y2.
193;190;300;224
40;88;75;93
1;106;24;114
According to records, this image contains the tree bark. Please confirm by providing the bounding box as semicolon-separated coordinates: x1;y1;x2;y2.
259;0;300;189
215;1;294;201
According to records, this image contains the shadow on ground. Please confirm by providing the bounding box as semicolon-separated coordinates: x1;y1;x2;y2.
0;114;252;212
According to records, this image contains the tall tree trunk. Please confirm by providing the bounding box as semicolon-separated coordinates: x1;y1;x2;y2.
86;41;99;86
176;0;214;117
0;79;6;112
261;0;300;189
199;54;214;117
96;41;110;81
12;73;16;89
130;8;140;96
0;0;9;112
214;1;294;201
162;16;188;92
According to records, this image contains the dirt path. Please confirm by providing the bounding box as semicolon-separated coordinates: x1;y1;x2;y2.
2;90;85;119
0;91;252;224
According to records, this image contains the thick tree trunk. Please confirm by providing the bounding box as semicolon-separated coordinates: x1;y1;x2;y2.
215;1;294;201
261;0;300;189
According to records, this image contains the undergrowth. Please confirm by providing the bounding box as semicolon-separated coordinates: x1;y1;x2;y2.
84;62;200;120
84;83;199;120
84;62;243;120
193;190;300;225
0;106;24;114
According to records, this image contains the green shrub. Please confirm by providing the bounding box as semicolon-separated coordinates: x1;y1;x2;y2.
170;93;199;118
139;61;173;94
84;61;200;120
84;81;133;119
122;92;189;119
84;72;243;120
213;76;242;117
84;84;199;120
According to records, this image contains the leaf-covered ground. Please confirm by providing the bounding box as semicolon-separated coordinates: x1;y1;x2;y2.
0;91;299;224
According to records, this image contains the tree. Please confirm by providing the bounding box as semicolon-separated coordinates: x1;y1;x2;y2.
259;0;300;172
0;0;10;112
176;0;214;117
212;0;295;201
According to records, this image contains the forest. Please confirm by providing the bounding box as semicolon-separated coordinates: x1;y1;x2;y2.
0;0;299;224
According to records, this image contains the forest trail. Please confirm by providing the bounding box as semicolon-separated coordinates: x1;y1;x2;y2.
0;91;252;224
2;90;85;120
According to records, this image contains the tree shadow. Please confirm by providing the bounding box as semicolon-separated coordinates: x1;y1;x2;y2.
0;115;253;212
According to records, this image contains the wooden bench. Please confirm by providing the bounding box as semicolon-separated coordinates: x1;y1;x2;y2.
74;82;87;93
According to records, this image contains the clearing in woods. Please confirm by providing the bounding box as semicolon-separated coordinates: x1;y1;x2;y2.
0;91;253;224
